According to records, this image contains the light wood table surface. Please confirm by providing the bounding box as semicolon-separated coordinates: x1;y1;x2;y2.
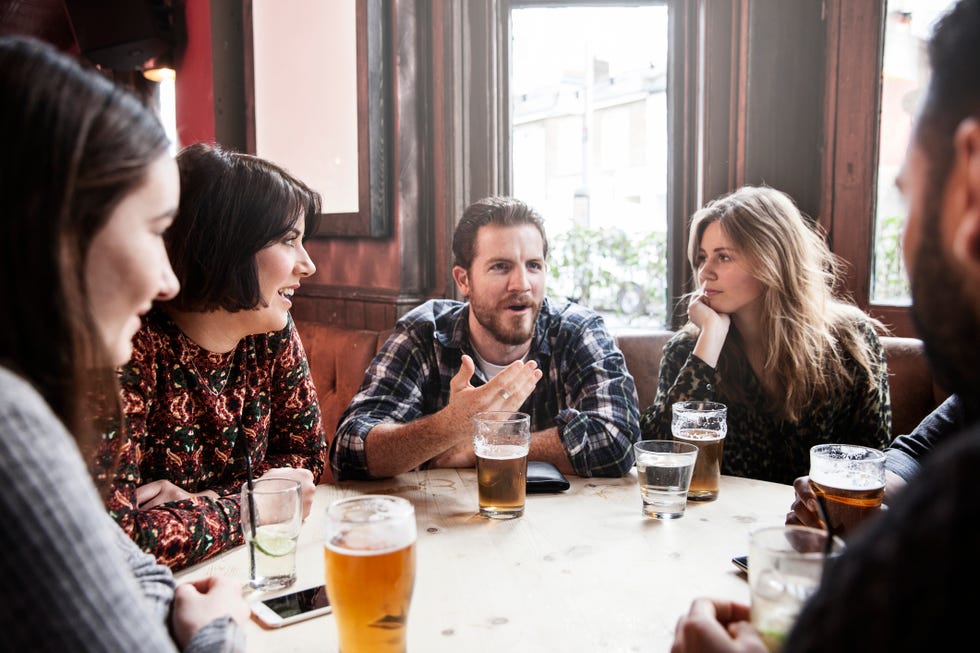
175;469;794;652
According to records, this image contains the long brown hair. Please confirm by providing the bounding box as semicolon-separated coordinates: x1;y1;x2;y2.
683;186;887;421
0;36;170;455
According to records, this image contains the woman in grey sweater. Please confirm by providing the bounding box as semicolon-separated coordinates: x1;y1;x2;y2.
0;35;247;651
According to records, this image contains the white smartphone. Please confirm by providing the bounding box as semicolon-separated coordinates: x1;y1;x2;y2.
250;584;331;628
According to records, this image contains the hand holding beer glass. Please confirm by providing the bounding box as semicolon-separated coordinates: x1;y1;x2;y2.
808;444;886;538
324;495;417;653
671;401;727;500
473;411;531;519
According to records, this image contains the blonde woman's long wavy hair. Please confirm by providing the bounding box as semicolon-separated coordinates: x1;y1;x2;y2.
683;186;886;422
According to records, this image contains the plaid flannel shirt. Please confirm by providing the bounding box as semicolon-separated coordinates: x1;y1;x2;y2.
330;298;640;480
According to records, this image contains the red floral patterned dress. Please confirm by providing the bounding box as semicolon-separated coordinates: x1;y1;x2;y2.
96;308;325;570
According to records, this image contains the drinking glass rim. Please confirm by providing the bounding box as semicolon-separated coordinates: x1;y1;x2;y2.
749;524;846;557
243;477;302;495
809;443;886;462
672;400;727;413
327;494;415;522
633;438;699;456
472;410;530;425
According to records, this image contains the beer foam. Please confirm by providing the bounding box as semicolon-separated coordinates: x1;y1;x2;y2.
325;495;417;554
474;443;528;459
673;428;725;442
326;527;415;556
810;468;884;491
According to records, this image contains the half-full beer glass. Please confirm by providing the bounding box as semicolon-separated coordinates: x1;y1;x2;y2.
473;411;531;519
671;401;727;500
324;495;417;653
809;443;886;538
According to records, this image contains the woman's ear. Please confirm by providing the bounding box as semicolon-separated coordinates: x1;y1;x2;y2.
950;118;980;267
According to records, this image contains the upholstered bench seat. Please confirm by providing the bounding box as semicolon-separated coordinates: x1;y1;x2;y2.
296;321;946;484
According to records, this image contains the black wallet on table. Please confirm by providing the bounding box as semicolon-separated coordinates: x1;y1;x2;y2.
526;460;570;493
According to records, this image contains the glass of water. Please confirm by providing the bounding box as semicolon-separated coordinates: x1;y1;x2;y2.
241;477;303;591
633;439;698;519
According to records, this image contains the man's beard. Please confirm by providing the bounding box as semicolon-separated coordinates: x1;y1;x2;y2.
469;294;541;346
909;212;980;408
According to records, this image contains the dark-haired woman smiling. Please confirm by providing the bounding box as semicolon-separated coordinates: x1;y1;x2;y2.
98;142;325;570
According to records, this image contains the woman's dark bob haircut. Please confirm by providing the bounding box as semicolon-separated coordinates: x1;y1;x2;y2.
166;142;321;312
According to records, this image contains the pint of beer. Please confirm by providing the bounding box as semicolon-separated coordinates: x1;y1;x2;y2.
324;495;417;653
671;401;727;501
808;444;886;538
472;411;531;519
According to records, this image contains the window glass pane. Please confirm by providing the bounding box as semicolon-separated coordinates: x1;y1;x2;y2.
158;76;178;155
510;3;668;328
873;1;956;305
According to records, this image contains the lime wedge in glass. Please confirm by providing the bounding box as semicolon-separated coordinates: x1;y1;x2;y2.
253;526;296;557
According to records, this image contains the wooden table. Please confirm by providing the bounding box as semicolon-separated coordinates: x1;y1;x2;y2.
175;470;793;652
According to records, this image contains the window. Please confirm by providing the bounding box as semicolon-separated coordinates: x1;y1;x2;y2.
157;75;178;155
458;2;881;336
872;1;957;305
510;2;670;328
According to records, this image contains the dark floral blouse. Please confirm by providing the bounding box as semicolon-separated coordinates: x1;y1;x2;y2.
95;308;325;570
638;320;892;485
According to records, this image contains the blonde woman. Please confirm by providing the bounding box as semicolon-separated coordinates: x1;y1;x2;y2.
639;185;891;484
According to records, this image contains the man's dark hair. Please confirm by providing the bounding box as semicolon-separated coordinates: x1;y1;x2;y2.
167;142;321;312
452;196;549;269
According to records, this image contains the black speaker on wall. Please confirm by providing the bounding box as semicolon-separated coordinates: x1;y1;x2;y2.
63;0;180;71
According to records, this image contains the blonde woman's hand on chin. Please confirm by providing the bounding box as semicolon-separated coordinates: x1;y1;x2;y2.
688;292;731;332
689;293;730;368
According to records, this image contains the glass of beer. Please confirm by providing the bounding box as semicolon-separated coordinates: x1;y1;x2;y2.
671;401;727;501
808;443;886;538
472;411;531;519
324;495;417;653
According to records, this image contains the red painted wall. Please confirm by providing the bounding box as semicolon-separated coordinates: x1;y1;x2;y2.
175;0;215;146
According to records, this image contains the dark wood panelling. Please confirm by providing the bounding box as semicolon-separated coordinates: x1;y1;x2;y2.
667;0;699;328
699;0;748;204
821;0;915;336
0;0;76;51
296;0;445;330
742;0;826;221
244;0;393;239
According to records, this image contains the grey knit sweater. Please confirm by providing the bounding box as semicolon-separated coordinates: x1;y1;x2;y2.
0;365;244;652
